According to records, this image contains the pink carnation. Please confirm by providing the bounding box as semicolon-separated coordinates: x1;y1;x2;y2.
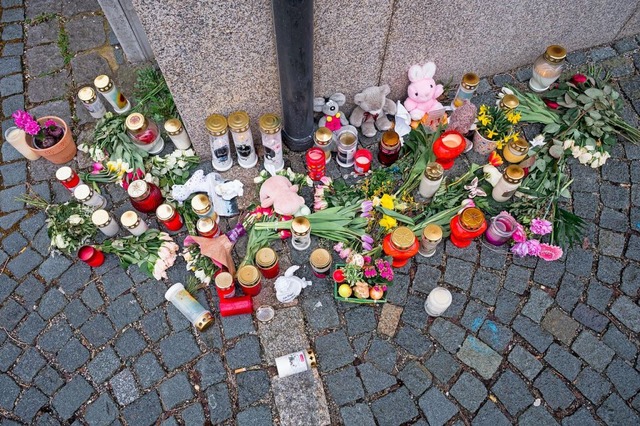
511;242;529;257
530;218;553;236
538;244;563;261
525;239;541;256
512;224;527;243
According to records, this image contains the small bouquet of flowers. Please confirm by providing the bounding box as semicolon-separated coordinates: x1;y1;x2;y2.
475;104;521;151
146;149;200;196
182;236;219;286
333;251;394;304
12;110;66;149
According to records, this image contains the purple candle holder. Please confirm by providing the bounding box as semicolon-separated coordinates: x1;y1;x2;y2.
485;213;517;246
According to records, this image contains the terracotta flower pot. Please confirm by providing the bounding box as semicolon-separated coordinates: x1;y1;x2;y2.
26;116;76;164
473;130;497;156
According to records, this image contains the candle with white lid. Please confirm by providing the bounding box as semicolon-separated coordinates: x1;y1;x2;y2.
424;287;452;317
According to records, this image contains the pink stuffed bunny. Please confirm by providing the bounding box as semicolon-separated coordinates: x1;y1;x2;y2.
259;175;305;216
403;62;444;121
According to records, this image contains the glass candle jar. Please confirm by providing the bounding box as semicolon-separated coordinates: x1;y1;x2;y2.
382;226;420;268
164;118;192;150
4;126;40;160
74;184;107;209
214;272;236;299
451;72;480;109
237;265;262;296
314;127;333;164
259;113;285;171
503;136;529;164
529;45;567;92
125;113;164;154
291;217;311;251
449;207;487;248
78;86;106;119
206;114;233;172
336;128;357;167
94;74;131;114
433;130;465;170
156;204;184;231
219;295;253;316
128;180;164;213
418;162;444;199
354;149;372;175
306;148;326;181
419;223;443;258
310;248;332;278
196;217;220;238
121;211;148;236
499;94;520;111
378;129;401;166
78;246;105;267
228;111;258;168
165;283;214;331
492;165;525;202
191;194;215;219
91;209;120;237
255;247;280;279
424;287;452;316
485;212;518;246
56;166;82;191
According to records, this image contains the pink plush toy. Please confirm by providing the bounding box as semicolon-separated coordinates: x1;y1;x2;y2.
259;175;306;216
403;62;444;121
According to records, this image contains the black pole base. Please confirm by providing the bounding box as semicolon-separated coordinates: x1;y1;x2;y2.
283;129;314;152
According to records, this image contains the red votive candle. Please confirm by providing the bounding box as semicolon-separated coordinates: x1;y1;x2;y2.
255;247;280;279
78;246;105;267
306;147;326;181
55;166;81;191
219;295;253;316
214;272;236;299
354;149;372;175
236;265;262;296
156;204;184;231
128;179;164;213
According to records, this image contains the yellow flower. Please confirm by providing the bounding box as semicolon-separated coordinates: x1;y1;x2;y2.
380;194;395;210
478;115;491;126
506;111;521;124
485;129;498;139
371;196;381;207
496;139;505;149
479;105;488;114
379;215;397;230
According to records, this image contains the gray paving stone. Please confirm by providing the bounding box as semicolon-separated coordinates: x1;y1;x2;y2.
492;369;534;416
14;276;44;309
134;352;165;389
572;191;598;221
57;337;90;372
352;332;371;357
601;182;630;210
2;24;22;41
575;367;612;404
15;312;45;344
33;365;63;396
0;161;26;188
533;260;564;288
38;254;72;281
200;322;223;351
599;230;625;258
115;328;146;360
395;324;431;356
237;369;269;407
610;295;640;332
0;298;26;331
326;366;365;405
205;382;232;424
450;371;487;413
508;345;543;381
429;317;465;353
504;264;531;295
441;290;466;319
110;369;139;406
52;375;94;420
565;247;594;277
364;337;397;374
3;41;23;56
0;275;18;305
28;71;69;104
1;7;23;22
413;264;441;294
457;336;502;380
66;15;106;53
544;343;582;381
540;307;579;345
69;51;111;86
494;289;521;324
419;387;458;426
37;320;72;353
493;73;514;86
62;0;100;16
0;211;23;229
572;303;609;333
371;386;418;426
472;400;511;426
534;369;576;410
386;272;410;305
57;262;91;295
460;300;489;332
603;325;637;361
345;306;377;336
556;274;584;312
7;248;42;279
606;357;640;399
597;393;640;426
516;67;533;82
87;346;120;384
134;280;166;312
85;394;118;426
522;288;554;323
600;207;629;232
443;258;474;290
166;303;190;331
0;373;20;410
471;269;500;305
12;346;45;382
512;315;553;353
0;342;21;372
301;292;340;330
107;293;143;330
81;314;116;347
122;391;162;426
478;320;513;353
518;405;558;426
398;360;432;396
141;309;170;342
401;297;427;329
622;263;640;297
426;349;461;383
238;405;274;426
159;330;201;371
316;330;354;371
26;18;58;47
159;372;194;410
101;267;134;300
572;330;615;372
2;93;24;117
180;403;205;425
14;387;47;423
64;298;90;328
597;256;624;284
358;362;396;394
81;283;104;310
562;407;599;426
25;43;63;75
615;36;639;53
340;403;375;426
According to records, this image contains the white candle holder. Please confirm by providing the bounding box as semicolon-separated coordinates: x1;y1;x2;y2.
424;287;452;317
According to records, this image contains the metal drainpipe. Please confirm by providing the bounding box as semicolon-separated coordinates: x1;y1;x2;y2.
272;0;314;151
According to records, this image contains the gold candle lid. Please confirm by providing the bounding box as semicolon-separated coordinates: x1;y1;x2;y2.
259;113;281;134
215;272;234;289
55;166;74;182
94;74;112;92
205;114;228;136
422;223;443;241
121;211;140;228
461;72;480;89
544;45;567;63
424;162;444;180
228;111;250;132
256;247;277;268
191;194;211;214
501;94;520;110
164;118;183;136
237;265;260;286
78;86;97;103
390;226;415;250
125;113;147;131
156;204;175;221
194;311;214;331
460;207;485;231
339;131;356;146
127;180;150;200
196;217;216;234
504;165;525;183
91;209;111;228
315;127;333;145
381;130;400;148
510;137;529;154
73;184;93;202
291;217;311;235
310;248;331;269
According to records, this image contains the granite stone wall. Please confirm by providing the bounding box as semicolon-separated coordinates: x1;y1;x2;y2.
129;0;640;158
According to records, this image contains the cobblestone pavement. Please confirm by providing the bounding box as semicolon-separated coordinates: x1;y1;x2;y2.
2;1;640;425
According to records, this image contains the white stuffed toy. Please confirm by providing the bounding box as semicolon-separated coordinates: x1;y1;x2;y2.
274;266;312;303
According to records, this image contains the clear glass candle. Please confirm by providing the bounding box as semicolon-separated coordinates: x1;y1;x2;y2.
125;113;164;155
259;113;284;171
164;118;192;150
78;86;106;119
4;126;40;160
451;73;479;109
91;209;120;237
314;127;333;164
529;45;567;92
291;217;311;251
206;114;233;172
94;74;131;114
74;184;106;209
485;212;518;246
419;162;444;199
165;283;214;331
228;111;258;168
419;223;443;258
424;287;452;316
378;130;401;166
336;128;357;168
120;211;148;236
492;165;525;202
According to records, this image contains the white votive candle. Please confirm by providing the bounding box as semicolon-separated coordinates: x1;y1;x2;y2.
4;126;40;160
120;211;148;236
424;287;452;317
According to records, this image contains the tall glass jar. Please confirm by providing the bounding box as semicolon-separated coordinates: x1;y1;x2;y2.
228;111;257;168
291;217;311;251
306;147;326;181
128;180;164;213
336;128;357;167
492;165;525;202
165;283;214;331
164;118;192;150
419;162;444;199
74;184;107;209
77;86;106;119
191;194;215;219
206;114;233;172
382;226;420;268
419;223;443;258
94;74;131;114
156;204;184;231
378;129;401;166
259;113;284;171
503;136;529;164
255;247;280;279
314;127;333;164
125;113;164;154
529;45;567;92
451;72;479;109
121;211;148;236
91;209;120;237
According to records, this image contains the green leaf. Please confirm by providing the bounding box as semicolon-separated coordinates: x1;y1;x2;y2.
584;88;603;98
543;123;561;134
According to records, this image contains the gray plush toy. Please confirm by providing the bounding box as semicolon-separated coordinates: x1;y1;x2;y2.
349;85;397;137
313;93;349;132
